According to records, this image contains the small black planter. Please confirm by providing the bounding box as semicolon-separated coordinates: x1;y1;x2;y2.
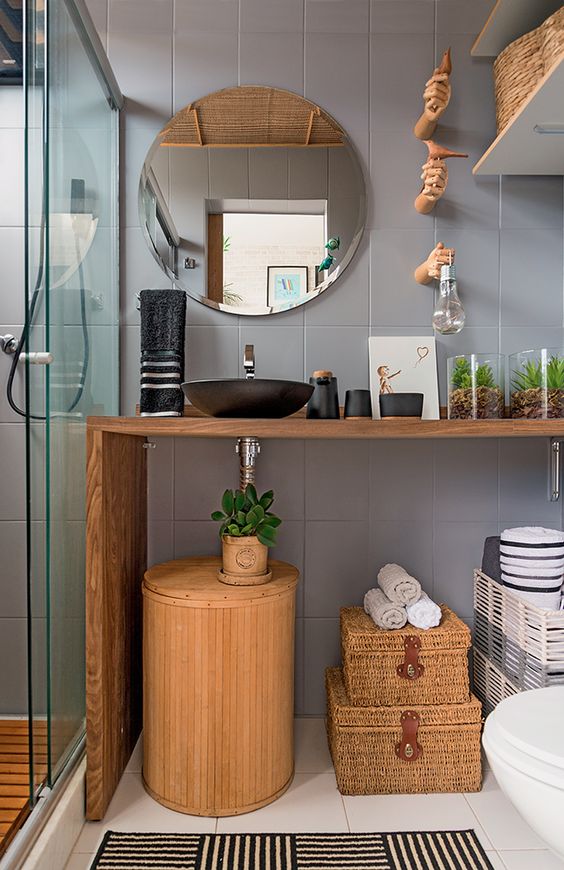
344;389;372;419
379;392;424;419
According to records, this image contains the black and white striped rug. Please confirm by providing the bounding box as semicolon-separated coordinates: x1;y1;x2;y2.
90;830;494;869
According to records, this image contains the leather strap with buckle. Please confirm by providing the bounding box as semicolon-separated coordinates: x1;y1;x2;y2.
395;710;422;762
397;635;424;680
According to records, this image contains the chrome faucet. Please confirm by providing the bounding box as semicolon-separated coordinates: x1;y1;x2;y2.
243;344;255;380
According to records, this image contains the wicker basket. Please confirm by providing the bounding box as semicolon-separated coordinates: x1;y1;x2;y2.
473;648;519;717
474;570;564;691
340;605;471;707
326;668;482;795
494;8;564;135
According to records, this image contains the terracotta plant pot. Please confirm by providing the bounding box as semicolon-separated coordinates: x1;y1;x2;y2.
219;535;271;586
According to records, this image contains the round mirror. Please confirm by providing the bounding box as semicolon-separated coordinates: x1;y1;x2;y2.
139;86;366;316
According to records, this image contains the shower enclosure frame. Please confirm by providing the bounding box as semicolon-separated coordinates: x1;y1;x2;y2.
22;0;122;837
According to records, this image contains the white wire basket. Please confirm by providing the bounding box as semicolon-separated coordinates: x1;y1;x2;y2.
473;648;519;717
474;569;564;691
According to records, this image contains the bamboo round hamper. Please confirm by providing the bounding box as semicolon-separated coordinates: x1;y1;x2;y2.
142;556;299;816
326;668;483;795
494;8;564;135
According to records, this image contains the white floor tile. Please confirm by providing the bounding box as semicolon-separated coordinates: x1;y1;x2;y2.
125;733;143;773
294;718;333;774
465;770;548;851
74;773;216;854
485;853;508;870
343;791;493;851
499;850;564;869
65;854;94;869
216;773;348;833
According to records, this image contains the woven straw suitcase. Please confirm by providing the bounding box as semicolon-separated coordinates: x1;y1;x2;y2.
340;605;471;707
326;668;482;795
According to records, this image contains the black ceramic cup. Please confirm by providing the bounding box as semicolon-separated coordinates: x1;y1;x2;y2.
344;389;372;419
379;392;424;419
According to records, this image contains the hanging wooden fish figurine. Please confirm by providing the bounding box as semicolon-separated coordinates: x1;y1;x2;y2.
318;253;335;272
325;236;340;251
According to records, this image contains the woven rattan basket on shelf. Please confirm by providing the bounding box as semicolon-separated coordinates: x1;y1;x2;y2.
494;7;564;135
326;668;482;795
340;605;471;707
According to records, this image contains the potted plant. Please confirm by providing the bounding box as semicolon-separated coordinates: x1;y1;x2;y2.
448;355;504;420
211;484;281;585
510;350;564;419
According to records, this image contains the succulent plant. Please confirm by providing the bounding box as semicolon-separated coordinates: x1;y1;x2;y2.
450;358;497;390
211;484;281;547
512;355;564;392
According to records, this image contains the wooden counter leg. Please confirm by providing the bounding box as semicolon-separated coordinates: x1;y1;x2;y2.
86;429;147;820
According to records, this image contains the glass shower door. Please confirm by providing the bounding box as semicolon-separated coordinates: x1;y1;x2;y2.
25;0;120;799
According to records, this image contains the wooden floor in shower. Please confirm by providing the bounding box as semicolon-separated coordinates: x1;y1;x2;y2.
0;718;47;856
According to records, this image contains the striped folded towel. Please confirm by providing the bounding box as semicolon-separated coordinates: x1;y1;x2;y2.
139;288;186;417
500;527;564;610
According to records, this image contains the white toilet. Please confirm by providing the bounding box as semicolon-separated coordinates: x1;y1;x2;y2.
482;686;564;860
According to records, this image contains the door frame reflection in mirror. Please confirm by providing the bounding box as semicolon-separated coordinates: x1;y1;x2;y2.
138;85;367;317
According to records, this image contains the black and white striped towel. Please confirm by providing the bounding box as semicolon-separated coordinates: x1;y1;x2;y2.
500;527;564;609
139;288;186;417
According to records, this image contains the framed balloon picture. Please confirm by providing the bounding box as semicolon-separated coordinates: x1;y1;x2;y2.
369;336;440;420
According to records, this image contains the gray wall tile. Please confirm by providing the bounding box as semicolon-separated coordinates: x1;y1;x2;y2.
174;439;240;519
370;441;434;523
370;34;433;131
239;326;304;382
0;130;23;226
0;229;24;323
121;227;172;326
186;325;240;380
0;523;26;617
0;425;26;521
305;441;370;521
173;31;239;111
499;439;561;527
434;521;499;618
0;619;28;713
501;177;563;230
305;326;369;392
435;440;499;523
108;29;172;128
370;229;434;327
173;520;222;558
254;440;306;521
436;0;495;35
303;617;340;714
371;1;434;34
249;149;289;200
120;324;140;415
147;437;174;520
307;0;369;34
500;229;564;327
240;0;304;33
304;521;370;616
175;1;240;32
305;34;369;133
148;520;174;567
0;87;23;128
369;519;434;593
240;33;304;93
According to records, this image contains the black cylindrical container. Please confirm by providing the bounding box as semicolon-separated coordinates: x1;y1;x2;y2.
306;370;340;419
344;389;372;419
379;393;423;419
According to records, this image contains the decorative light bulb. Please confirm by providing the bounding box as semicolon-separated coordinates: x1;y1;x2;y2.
432;263;465;335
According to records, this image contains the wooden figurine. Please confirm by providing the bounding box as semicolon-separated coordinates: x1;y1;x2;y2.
414;242;455;285
414;140;468;214
414;48;452;141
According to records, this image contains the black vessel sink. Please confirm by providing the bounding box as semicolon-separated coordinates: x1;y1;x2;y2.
182;378;314;418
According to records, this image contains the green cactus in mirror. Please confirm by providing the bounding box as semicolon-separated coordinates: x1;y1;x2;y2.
318;253;335;272
211;484;282;547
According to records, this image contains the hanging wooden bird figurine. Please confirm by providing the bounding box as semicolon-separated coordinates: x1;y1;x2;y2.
414;140;468;214
414;48;452;141
318;253;335;272
325;236;340;251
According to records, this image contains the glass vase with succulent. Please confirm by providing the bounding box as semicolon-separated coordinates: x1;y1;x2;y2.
447;355;504;420
510;349;564;419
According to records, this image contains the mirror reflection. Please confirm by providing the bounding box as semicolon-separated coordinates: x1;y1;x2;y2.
139;86;366;316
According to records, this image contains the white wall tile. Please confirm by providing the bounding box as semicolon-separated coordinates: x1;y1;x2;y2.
240;0;304;33
305;33;369;133
240;33;304;93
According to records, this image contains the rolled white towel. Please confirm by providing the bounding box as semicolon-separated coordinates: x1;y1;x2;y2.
364;588;407;630
377;563;421;606
406;591;442;630
501;527;564;560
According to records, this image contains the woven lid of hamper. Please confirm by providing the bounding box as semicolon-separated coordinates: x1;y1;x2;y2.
341;605;471;653
326;668;481;728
